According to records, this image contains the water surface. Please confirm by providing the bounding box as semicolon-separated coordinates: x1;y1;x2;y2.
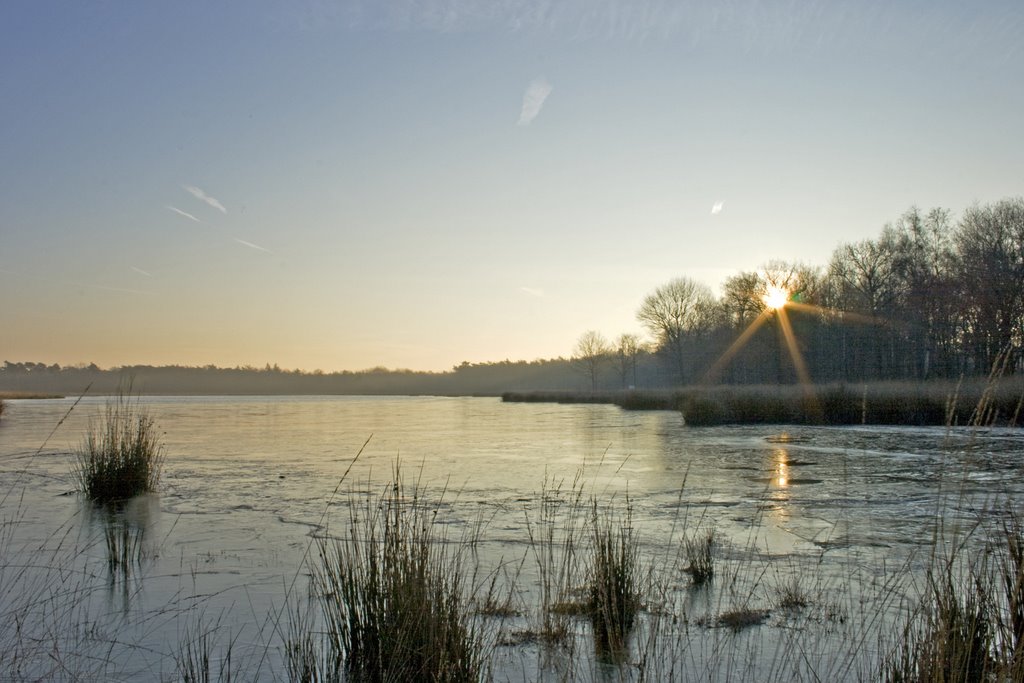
1;396;1019;680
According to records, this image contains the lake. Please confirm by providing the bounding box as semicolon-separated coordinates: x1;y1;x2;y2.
1;395;1021;681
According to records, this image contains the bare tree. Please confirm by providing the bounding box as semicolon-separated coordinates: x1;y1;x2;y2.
721;271;763;330
889;206;959;378
615;333;643;389
636;277;717;385
574;330;611;391
955;197;1024;373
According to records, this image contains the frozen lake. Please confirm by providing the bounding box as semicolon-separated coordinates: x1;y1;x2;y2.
1;395;1020;681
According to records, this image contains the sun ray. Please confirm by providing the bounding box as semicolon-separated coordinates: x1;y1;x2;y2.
775;308;812;388
776;307;823;422
702;310;771;384
786;301;889;327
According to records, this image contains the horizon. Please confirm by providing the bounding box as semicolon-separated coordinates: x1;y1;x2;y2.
3;1;1022;373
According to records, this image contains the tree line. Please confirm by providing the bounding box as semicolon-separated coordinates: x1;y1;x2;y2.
574;197;1024;388
4;198;1021;396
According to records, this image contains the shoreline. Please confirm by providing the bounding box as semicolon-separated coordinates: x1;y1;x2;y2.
503;380;1024;428
0;391;65;399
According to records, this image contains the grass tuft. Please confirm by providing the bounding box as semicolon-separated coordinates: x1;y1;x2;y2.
296;472;487;682
588;501;640;657
73;391;164;503
716;607;771;632
776;575;810;610
683;529;715;586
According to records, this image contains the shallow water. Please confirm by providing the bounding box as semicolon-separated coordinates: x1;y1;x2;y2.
1;396;1021;681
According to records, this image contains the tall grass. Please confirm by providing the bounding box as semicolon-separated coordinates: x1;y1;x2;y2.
683;529;715;586
73;392;164;503
588;501;640;658
291;472;488;682
523;474;587;648
176;615;238;683
881;512;1024;683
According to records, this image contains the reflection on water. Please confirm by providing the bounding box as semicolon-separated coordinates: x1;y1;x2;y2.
0;396;1021;680
773;446;789;488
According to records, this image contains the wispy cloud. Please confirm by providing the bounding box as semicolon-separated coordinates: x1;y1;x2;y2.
234;238;273;254
92;284;152;295
517;77;552;126
711;201;724;215
183;185;227;214
130;266;153;277
519;286;546;298
166;205;201;222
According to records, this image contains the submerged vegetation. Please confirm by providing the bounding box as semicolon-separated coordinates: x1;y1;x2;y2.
73;392;165;503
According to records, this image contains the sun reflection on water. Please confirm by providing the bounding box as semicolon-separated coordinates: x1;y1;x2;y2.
774;447;789;488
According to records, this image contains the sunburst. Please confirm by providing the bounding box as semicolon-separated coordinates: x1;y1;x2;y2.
703;275;890;422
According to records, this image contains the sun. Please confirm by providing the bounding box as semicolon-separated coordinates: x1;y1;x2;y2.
762;285;789;310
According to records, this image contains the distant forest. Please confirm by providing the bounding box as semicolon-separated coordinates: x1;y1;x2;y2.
3;198;1022;397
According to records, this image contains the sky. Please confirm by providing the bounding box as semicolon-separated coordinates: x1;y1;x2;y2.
2;0;1022;373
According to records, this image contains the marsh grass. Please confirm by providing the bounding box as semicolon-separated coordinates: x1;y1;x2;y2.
176;615;238;683
295;472;489;683
882;513;1024;683
74;391;164;503
524;475;587;648
504;377;1024;427
683;529;715;586
776;575;810;610
588;501;640;658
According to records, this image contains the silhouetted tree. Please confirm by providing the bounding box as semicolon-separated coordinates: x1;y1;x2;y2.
615;333;643;389
574;331;611;391
637;277;717;385
955;198;1024;373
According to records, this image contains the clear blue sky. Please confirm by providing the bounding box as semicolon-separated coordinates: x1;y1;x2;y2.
2;0;1022;371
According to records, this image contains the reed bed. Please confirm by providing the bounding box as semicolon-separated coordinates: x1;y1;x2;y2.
504;377;1024;427
882;512;1024;683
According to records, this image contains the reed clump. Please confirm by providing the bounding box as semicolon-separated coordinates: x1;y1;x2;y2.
588;501;640;656
883;513;1024;682
296;474;487;683
73;392;164;503
683;529;715;586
